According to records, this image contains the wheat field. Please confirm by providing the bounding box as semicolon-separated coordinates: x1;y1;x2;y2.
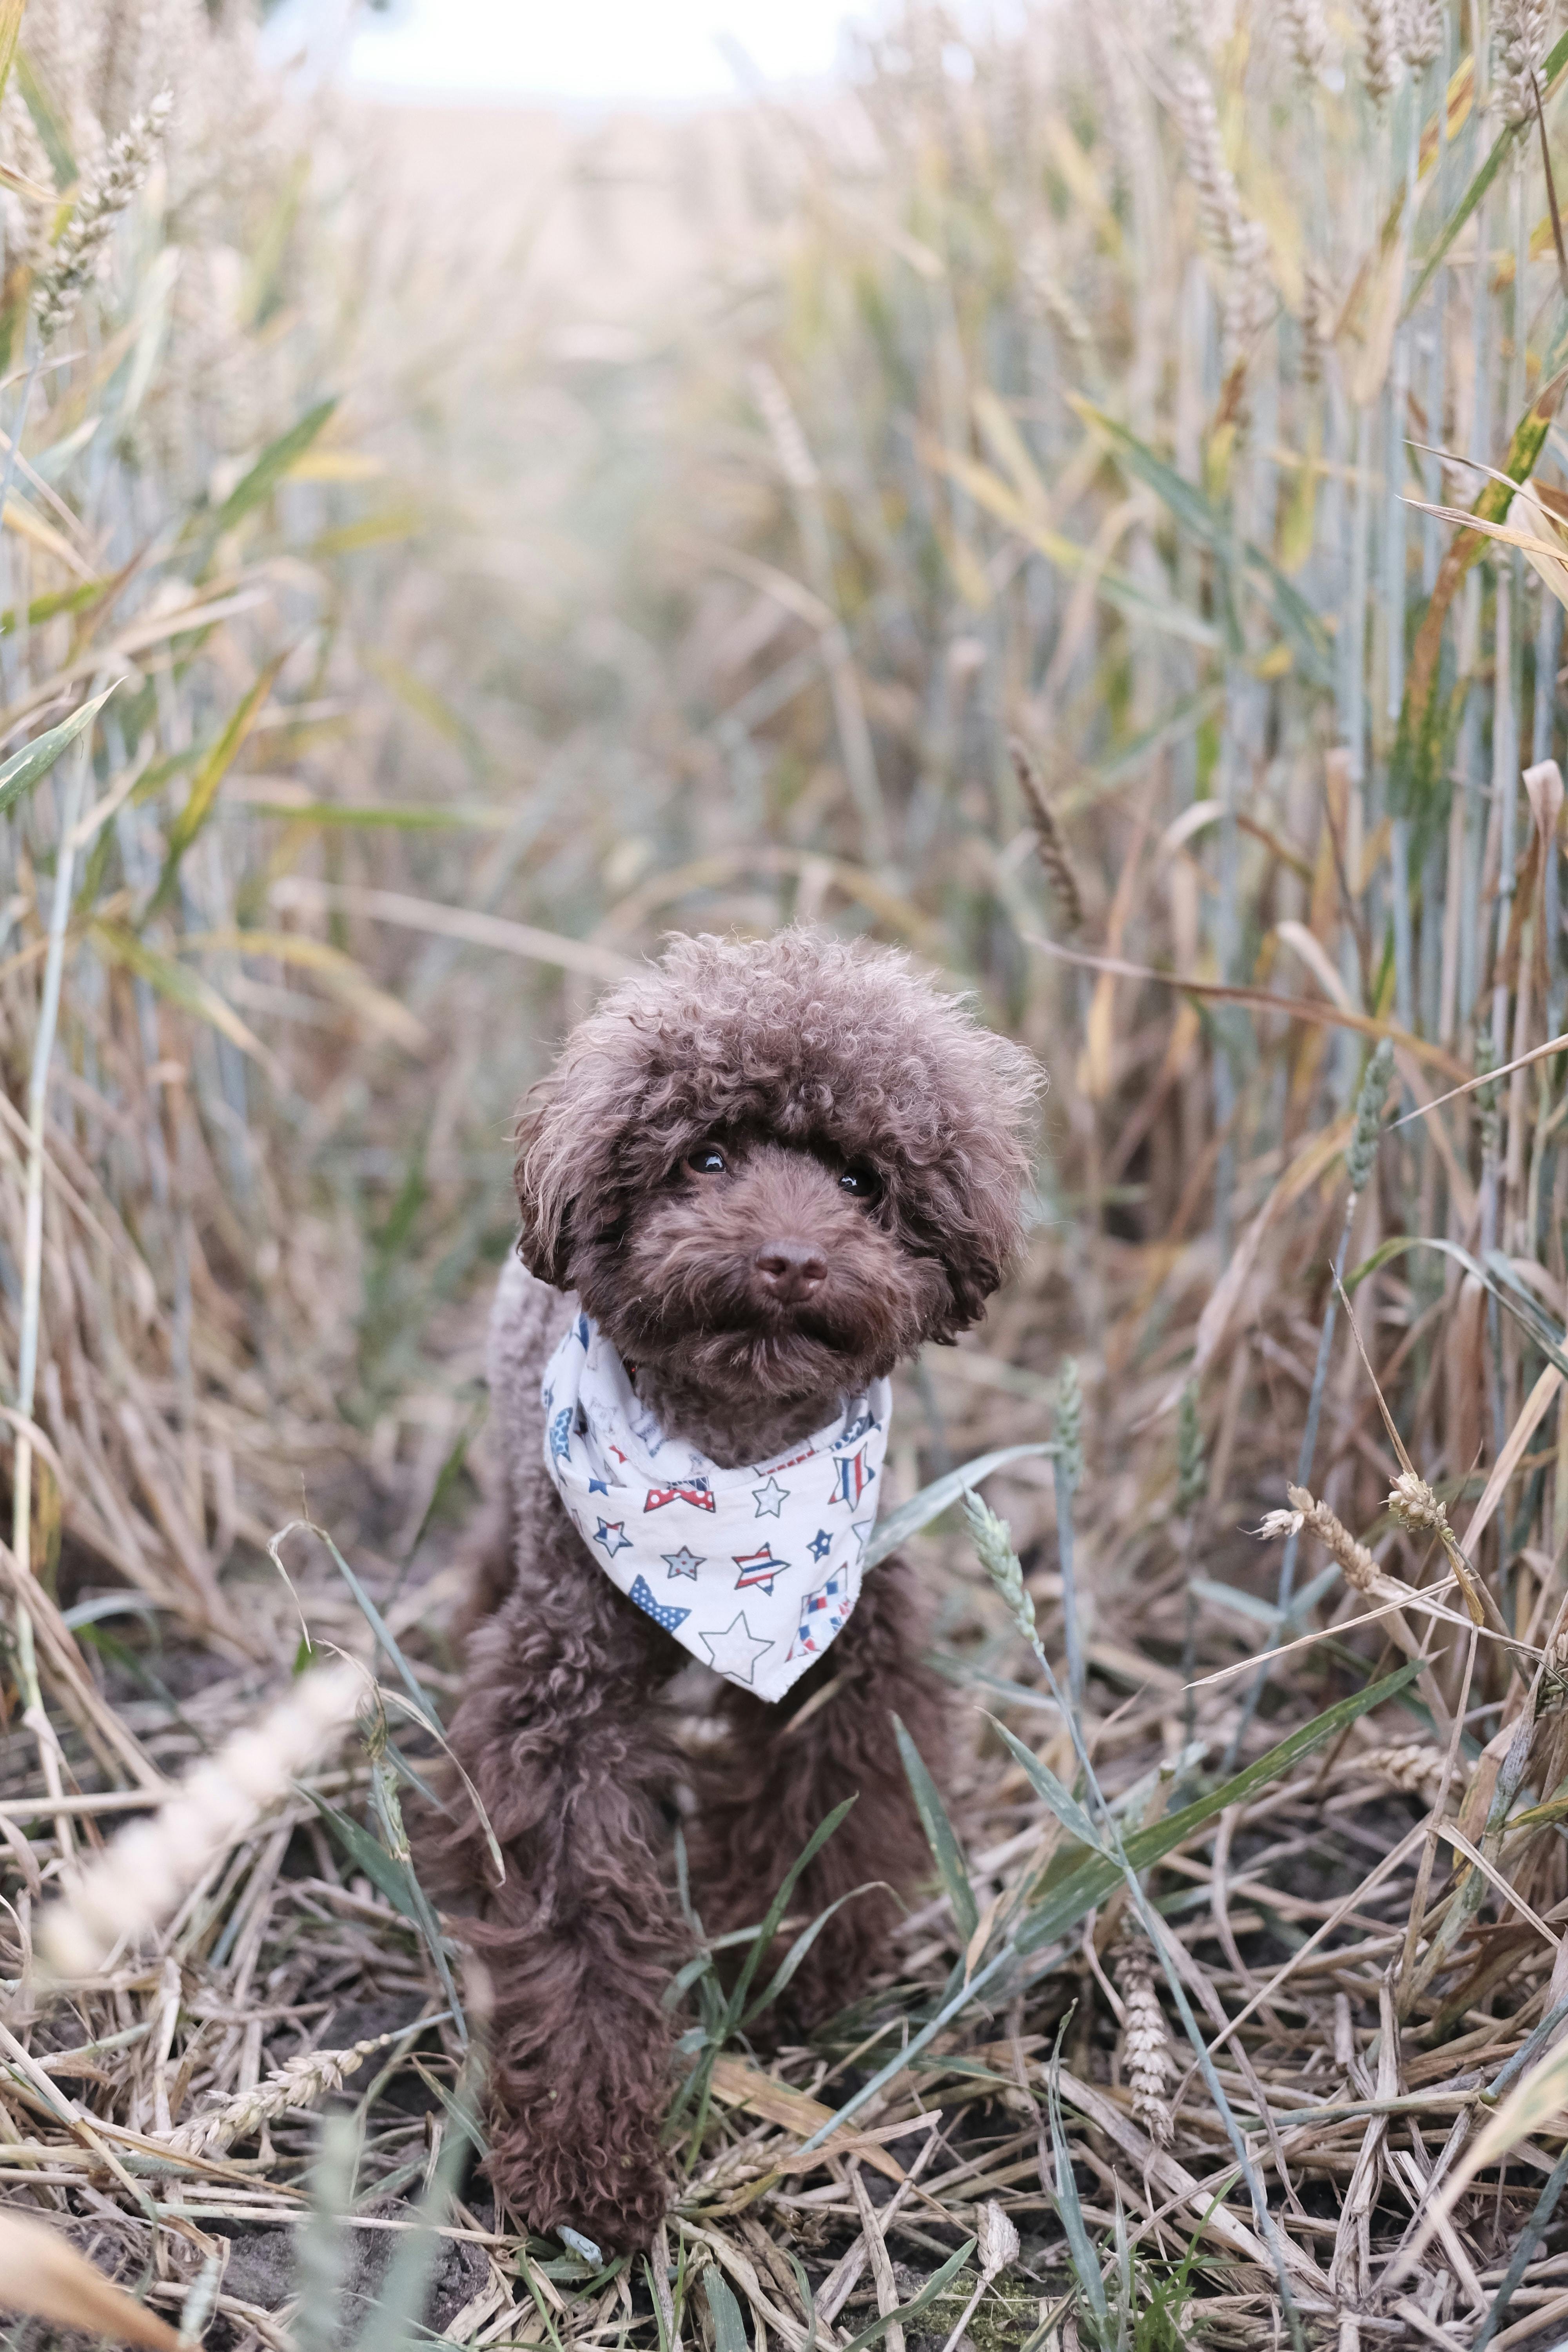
7;0;1568;2345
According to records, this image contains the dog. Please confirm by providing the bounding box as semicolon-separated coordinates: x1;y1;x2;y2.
444;929;1040;2251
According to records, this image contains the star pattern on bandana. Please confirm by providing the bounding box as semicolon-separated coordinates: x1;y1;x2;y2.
543;1311;892;1702
698;1612;773;1685
629;1574;690;1633
789;1568;855;1659
828;1446;875;1508
646;1476;715;1514
751;1475;788;1518
733;1543;788;1594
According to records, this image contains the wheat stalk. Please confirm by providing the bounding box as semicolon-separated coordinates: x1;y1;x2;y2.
33;93;172;341
1400;0;1445;68
1345;1742;1462;1806
170;2029;401;2157
40;1661;363;1977
1114;1929;1176;2147
1008;736;1083;931
1496;0;1552;124
1259;1486;1380;1592
1278;0;1329;79
1356;0;1403;104
1169;56;1274;364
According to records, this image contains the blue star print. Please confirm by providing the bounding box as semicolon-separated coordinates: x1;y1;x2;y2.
548;1406;573;1463
629;1574;690;1633
588;1476;610;1495
593;1519;632;1557
663;1547;704;1579
808;1528;833;1561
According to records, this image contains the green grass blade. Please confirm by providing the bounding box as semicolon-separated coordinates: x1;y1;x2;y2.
924;440;1220;648
89;921;275;1069
1070;397;1330;682
0;2;26;113
987;1717;1107;1855
1047;2018;1108;2323
1348;1236;1568;1381
865;1443;1056;1568
1405;24;1568;316
149;653;285;909
895;1713;980;1938
794;1945;1018;2153
1014;1661;1423;1955
0;681;117;821
0;581;103;637
798;1662;1421;2152
1067;686;1226;807
1244;543;1334;685
787;2252;820;2352
722;1795;855;2027
309;1788;468;2036
1394;350;1568;816
15;47;75;187
209;396;338;539
294;2112;355;2352
240;800;512;830
1068;396;1219;547
348;2070;475;2352
836;2241;977;2352
740;1881;883;2027
702;2269;750;2352
1189;1563;1341;1631
515;2252;568;2352
307;1791;428;1925
293;1520;445;1732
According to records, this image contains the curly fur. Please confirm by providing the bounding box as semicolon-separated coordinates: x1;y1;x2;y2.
441;929;1040;2252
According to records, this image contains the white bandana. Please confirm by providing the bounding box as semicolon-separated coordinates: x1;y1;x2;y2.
541;1305;891;1704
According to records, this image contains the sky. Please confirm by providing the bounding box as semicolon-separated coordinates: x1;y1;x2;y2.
340;0;859;108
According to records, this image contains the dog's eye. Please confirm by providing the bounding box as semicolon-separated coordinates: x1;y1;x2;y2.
839;1165;880;1202
685;1146;727;1176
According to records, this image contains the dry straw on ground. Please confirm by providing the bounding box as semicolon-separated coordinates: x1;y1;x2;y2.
7;0;1568;2347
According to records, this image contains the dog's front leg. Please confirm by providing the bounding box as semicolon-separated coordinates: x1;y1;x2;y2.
694;1551;948;2036
447;1552;678;2252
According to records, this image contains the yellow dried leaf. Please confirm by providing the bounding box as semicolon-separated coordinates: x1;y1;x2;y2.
0;2212;182;2350
707;2053;906;2181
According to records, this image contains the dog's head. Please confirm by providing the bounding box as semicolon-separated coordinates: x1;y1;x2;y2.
514;930;1041;1425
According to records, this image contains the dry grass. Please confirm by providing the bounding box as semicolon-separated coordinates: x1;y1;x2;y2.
9;0;1568;2347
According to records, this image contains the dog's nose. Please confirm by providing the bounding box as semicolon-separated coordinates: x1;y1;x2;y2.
755;1239;828;1303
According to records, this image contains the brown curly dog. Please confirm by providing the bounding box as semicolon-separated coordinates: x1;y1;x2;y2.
443;929;1040;2252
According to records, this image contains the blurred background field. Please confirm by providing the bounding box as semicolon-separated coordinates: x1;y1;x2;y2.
12;0;1568;2344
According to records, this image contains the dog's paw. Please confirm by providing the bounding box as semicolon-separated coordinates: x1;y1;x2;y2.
488;2111;668;2255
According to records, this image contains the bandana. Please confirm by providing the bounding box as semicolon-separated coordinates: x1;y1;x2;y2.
541;1305;891;1704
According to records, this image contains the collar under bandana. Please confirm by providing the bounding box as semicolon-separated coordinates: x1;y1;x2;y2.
541;1305;891;1704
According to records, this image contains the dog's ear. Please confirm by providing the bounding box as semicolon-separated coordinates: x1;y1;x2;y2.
920;1029;1042;1338
930;1157;1030;1334
512;1074;576;1289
